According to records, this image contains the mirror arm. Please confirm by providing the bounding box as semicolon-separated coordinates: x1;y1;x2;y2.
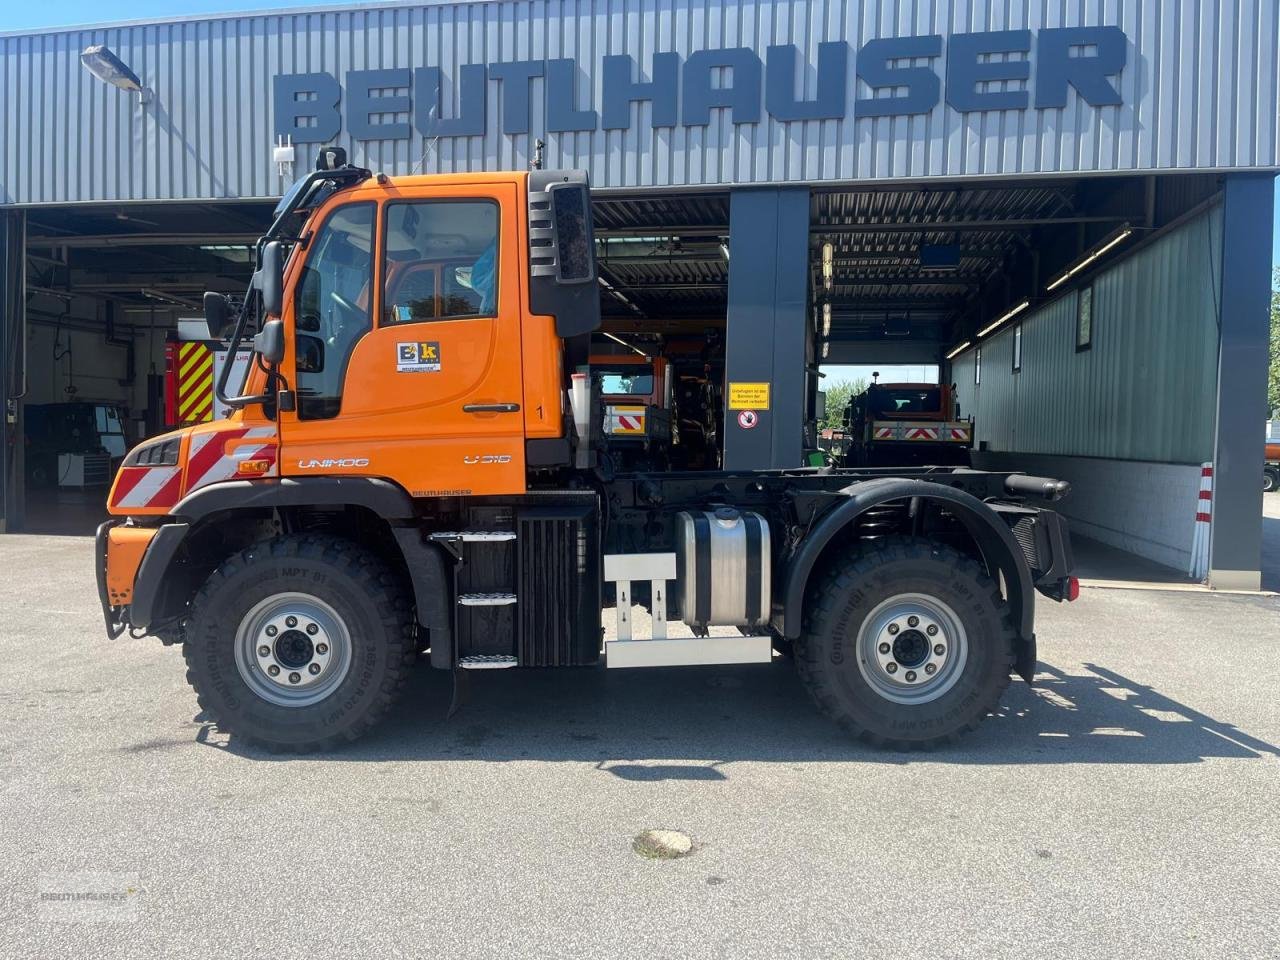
214;295;276;409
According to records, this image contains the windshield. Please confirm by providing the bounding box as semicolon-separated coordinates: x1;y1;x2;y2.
593;368;654;396
870;387;942;416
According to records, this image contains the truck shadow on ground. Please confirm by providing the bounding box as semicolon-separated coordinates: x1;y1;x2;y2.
197;655;1279;769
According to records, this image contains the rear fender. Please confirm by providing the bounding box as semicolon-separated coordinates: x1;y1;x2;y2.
776;478;1036;678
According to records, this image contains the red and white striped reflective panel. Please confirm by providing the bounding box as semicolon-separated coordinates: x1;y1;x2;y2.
950;427;970;441
113;465;183;511
607;406;646;435
113;426;277;512
906;427;938;440
874;426;894;440
186;426;278;494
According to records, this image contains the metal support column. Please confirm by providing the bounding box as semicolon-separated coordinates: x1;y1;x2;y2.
723;186;810;470
1208;174;1274;590
0;210;26;533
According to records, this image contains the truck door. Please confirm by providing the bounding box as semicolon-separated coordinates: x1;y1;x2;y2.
279;183;527;497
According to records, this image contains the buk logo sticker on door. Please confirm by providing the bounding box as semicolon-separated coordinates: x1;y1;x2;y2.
397;341;441;373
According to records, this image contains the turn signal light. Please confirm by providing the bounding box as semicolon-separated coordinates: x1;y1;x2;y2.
237;459;272;476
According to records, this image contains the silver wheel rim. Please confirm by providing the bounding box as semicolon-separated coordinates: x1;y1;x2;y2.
855;592;968;705
233;592;353;708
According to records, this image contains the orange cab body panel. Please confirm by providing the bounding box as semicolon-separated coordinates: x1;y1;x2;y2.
273;173;562;498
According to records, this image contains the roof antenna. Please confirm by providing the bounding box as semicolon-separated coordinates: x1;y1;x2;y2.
531;138;545;171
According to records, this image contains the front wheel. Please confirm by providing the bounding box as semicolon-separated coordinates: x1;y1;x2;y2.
1264;468;1278;494
796;537;1015;748
183;535;416;752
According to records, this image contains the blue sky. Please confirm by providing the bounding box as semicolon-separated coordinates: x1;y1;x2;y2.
0;1;355;32
7;3;1280;272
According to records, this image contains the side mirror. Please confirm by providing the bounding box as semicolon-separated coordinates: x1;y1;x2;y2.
253;319;286;365
548;182;595;284
256;241;285;316
296;334;325;373
203;292;234;339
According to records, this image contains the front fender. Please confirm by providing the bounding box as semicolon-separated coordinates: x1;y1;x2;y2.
127;476;419;634
172;475;415;521
776;477;1036;654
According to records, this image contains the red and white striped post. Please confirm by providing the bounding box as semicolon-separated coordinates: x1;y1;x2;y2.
1188;463;1213;581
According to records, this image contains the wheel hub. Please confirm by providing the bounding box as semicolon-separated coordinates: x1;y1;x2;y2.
234;593;352;707
892;629;930;668
857;593;969;704
273;630;314;669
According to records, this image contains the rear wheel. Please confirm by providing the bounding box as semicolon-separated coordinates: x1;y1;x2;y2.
1264;468;1278;493
183;535;416;752
796;537;1015;748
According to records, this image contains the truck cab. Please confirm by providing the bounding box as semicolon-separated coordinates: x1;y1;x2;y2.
589;353;673;471
844;380;973;467
97;156;1076;753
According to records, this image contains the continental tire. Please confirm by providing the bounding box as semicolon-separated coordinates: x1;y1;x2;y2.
183;535;416;752
796;537;1015;748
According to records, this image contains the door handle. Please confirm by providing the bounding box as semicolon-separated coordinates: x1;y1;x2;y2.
462;402;521;414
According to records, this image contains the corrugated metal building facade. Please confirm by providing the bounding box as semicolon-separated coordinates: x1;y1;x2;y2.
952;207;1222;465
1;0;1277;204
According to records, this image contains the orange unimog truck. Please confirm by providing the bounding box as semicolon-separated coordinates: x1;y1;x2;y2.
97;153;1076;751
843;379;974;467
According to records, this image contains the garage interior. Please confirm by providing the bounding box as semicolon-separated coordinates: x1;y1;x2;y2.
12;200;272;533
0;168;1271;587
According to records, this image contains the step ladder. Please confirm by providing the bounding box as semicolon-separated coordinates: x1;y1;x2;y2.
602;553;772;668
436;529;521;670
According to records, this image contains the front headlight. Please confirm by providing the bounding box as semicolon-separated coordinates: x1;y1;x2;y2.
124;437;180;467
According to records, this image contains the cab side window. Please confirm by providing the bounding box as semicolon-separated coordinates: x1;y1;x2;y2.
383;201;499;325
294;203;375;420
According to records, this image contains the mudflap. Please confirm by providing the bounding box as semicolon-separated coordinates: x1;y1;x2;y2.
1014;633;1037;685
447;667;471;719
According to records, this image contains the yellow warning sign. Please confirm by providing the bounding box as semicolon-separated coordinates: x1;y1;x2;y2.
727;382;770;410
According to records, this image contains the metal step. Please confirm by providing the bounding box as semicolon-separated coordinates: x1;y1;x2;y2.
457;655;518;670
430;531;517;543
457;592;518;606
606;634;773;669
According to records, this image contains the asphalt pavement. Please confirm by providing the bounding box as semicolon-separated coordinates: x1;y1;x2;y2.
0;531;1277;959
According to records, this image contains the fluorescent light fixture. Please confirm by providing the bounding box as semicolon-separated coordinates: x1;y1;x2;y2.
1046;225;1133;291
945;340;972;360
821;302;831;338
140;288;198;309
200;244;253;263
821;339;830;359
821;242;834;290
977;299;1030;338
80;45;150;102
602;330;649;358
719;242;730;261
597;275;642;316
